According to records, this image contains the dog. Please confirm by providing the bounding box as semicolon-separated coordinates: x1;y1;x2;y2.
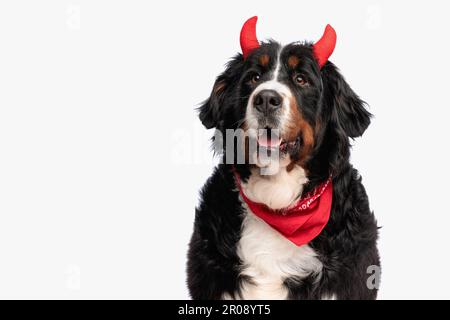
187;17;380;300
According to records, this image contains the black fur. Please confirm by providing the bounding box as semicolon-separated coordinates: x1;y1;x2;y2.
188;41;380;300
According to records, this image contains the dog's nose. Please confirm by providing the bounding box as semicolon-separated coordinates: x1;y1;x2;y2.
253;90;282;113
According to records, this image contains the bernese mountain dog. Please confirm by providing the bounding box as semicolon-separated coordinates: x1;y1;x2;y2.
187;17;380;300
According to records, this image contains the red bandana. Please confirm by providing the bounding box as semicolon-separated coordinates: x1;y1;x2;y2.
234;170;333;246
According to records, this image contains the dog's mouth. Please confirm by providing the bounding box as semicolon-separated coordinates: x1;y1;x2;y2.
256;128;301;154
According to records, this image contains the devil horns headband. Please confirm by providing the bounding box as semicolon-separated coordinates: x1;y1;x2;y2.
239;16;337;68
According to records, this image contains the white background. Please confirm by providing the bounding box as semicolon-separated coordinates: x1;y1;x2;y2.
0;0;449;299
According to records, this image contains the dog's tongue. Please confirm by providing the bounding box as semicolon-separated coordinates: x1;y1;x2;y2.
257;136;282;148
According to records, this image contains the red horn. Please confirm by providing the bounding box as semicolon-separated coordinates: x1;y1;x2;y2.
313;24;337;68
240;16;260;59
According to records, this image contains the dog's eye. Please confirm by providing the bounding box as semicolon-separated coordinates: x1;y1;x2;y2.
294;75;308;86
251;73;261;84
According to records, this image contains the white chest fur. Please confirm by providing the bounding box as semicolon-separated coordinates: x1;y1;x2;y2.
236;209;323;299
241;166;309;210
232;165;323;300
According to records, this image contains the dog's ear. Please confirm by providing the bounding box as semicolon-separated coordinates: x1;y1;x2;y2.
198;76;228;129
198;57;244;129
322;62;372;138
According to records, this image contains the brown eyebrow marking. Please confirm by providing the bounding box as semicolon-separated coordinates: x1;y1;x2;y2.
259;54;270;67
288;55;300;68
